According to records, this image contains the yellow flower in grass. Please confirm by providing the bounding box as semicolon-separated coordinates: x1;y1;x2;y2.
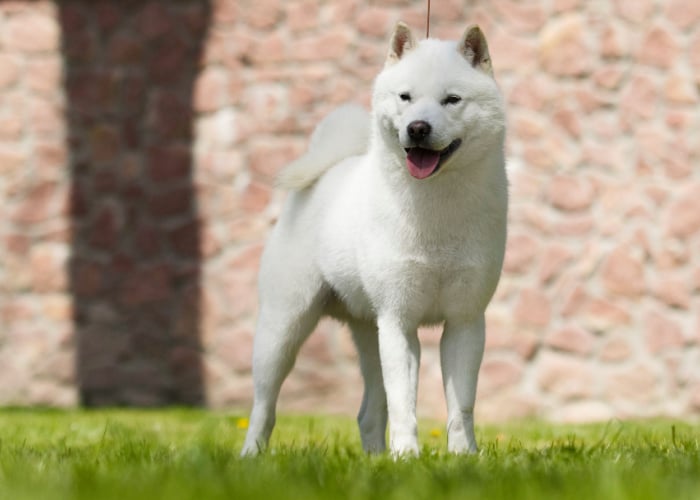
236;417;249;430
429;428;442;438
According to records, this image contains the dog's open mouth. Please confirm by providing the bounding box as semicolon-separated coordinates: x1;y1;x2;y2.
404;139;462;179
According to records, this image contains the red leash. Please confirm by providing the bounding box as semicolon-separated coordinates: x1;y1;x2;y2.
426;0;431;38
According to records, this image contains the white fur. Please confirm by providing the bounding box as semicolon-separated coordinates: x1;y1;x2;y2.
276;104;370;190
242;24;507;457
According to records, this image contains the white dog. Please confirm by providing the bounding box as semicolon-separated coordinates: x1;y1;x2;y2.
242;22;507;456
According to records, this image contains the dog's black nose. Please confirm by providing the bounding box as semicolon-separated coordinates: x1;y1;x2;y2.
407;120;431;141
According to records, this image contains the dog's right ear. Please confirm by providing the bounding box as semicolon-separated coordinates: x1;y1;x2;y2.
386;22;416;66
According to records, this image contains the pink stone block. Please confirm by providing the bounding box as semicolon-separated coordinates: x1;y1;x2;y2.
538;15;593;77
601;246;647;297
514;288;551;328
4;12;59;52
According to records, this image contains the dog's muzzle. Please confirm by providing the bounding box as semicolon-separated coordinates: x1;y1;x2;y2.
404;138;462;180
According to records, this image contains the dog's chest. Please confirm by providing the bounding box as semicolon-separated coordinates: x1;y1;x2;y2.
317;166;506;324
370;237;495;319
322;229;499;324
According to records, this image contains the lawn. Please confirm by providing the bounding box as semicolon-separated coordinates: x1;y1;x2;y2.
0;409;698;500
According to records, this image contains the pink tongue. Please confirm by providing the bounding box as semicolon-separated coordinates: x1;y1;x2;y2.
406;148;440;179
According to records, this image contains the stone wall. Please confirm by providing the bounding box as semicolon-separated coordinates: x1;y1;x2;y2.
0;0;699;422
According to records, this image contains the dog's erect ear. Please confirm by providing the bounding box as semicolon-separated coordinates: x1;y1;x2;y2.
386;22;416;66
458;25;493;76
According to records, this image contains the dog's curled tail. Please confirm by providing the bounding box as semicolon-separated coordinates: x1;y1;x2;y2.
276;104;370;190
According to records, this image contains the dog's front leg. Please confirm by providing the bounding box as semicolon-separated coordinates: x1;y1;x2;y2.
440;315;485;453
377;314;420;456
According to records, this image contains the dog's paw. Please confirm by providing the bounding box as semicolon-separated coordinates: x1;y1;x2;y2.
389;436;420;458
240;440;264;457
447;442;479;454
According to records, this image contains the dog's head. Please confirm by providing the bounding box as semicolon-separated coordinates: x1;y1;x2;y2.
372;23;506;180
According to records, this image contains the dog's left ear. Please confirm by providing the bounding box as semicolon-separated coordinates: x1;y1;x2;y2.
458;25;493;76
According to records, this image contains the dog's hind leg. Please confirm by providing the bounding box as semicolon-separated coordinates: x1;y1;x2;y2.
440;315;485;453
241;288;325;456
350;321;387;453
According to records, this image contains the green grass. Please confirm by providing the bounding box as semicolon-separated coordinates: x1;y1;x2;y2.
0;409;698;500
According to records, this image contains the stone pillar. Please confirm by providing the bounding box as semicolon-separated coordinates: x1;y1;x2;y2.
60;1;211;406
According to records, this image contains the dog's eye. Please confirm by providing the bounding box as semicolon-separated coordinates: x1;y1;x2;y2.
399;92;412;102
442;95;462;105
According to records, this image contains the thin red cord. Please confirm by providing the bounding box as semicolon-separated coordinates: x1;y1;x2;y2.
426;0;431;38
